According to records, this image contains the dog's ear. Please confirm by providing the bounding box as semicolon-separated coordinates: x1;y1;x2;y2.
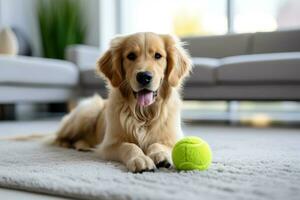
97;36;125;87
162;35;192;87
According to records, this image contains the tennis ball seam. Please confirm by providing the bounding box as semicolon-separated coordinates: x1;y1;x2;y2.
175;138;204;146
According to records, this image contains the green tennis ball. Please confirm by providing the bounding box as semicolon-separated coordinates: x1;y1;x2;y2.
172;136;212;171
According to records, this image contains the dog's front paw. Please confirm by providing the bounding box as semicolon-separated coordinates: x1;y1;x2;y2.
148;151;172;169
126;155;156;173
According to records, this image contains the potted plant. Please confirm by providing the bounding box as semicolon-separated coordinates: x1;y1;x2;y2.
37;0;86;59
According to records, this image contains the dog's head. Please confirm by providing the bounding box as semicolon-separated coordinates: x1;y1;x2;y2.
98;32;191;107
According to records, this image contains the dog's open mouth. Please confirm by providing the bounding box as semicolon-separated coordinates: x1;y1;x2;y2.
133;89;158;107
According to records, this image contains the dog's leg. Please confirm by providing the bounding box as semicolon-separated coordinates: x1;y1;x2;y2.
73;140;92;151
54;138;72;148
98;142;156;173
146;143;172;168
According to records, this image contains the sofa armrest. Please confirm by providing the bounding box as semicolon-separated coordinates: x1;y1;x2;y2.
65;45;102;70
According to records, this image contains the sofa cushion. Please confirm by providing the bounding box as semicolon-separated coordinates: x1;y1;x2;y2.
181;33;252;58
187;58;219;85
0;55;78;86
66;45;101;70
80;69;105;86
252;29;300;54
217;52;300;83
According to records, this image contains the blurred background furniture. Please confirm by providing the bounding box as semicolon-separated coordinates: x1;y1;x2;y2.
65;45;106;97
182;29;300;100
0;55;78;119
2;29;299;121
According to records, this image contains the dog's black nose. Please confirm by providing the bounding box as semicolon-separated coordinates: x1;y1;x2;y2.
136;71;153;86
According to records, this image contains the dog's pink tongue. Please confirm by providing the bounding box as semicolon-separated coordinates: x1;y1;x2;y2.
137;91;154;107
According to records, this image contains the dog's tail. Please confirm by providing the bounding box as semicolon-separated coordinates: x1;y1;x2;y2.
0;133;56;144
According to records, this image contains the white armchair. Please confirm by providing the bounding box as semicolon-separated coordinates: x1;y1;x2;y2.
0;55;79;119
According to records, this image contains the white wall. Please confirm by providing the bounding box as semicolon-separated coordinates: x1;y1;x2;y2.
78;0;120;51
0;0;2;27
98;0;118;51
80;0;101;47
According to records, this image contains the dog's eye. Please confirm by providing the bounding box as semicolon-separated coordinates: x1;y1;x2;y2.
154;53;162;59
127;52;137;61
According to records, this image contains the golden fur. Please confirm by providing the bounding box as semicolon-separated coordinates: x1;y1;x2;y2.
55;32;192;172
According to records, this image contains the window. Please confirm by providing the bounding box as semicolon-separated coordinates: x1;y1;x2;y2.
119;0;300;37
232;0;300;33
120;0;227;37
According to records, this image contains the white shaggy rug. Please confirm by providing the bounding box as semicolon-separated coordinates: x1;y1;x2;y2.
0;124;299;200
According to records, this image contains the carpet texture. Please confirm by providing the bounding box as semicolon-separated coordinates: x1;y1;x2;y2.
0;125;299;200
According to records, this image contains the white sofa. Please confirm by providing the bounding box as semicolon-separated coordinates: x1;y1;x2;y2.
181;29;300;100
1;29;300;119
0;55;79;119
0;55;79;103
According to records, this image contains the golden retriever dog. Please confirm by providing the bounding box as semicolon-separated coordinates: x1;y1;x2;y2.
55;32;192;172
